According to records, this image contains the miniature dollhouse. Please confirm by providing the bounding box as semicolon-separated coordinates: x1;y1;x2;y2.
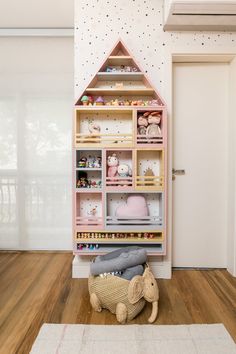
73;40;167;256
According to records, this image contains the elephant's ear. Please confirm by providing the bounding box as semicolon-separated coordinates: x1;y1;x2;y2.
128;275;144;304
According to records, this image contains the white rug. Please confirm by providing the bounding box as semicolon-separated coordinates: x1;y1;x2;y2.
30;323;236;354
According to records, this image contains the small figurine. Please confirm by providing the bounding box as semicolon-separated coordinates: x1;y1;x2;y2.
94;156;102;168
95;96;105;106
97;180;102;188
105;66;113;72
78;157;87;168
111;99;119;106
79;177;88;188
88;96;94;105
115;82;124;89
88;207;97;217
149;99;159;106
81;95;89;106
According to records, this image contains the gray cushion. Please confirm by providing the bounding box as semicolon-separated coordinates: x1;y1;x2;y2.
90;247;147;275
120;264;144;280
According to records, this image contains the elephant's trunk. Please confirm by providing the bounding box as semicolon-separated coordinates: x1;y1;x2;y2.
148;301;158;323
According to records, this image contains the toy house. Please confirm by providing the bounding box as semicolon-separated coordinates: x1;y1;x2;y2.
73;40;167;256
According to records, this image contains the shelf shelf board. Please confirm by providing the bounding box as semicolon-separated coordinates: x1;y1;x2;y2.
76;238;163;244
75;105;164;110
76;168;102;171
74;247;164;256
85;88;155;96
75;188;102;193
97;72;143;81
107;56;134;65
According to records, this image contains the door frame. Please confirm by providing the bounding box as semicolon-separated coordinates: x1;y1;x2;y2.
163;50;236;276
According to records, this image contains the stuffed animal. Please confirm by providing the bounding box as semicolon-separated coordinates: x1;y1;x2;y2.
147;112;161;125
138;126;147;136
115;194;148;218
138;116;148;127
107;153;119;178
89;265;159;324
117;164;132;186
84;122;101;143
117;164;132;178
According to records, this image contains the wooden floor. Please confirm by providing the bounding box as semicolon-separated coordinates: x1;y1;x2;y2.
0;252;236;354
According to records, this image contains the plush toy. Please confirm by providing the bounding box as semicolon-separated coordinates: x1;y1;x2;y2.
89;122;100;135
115;194;148;218
147;112;161;125
85;122;101;143
146;124;162;139
138;116;148;127
138;126;147;136
117;164;132;186
107;153;119;178
117;164;132;178
89;264;159;324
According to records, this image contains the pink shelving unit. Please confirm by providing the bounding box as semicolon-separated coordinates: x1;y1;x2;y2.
73;40;167;256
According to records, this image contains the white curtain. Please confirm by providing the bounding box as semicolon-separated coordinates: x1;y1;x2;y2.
0;37;73;250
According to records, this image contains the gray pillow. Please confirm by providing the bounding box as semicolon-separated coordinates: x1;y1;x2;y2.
90;247;147;275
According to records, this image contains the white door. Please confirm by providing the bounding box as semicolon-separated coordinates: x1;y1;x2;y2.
173;63;228;268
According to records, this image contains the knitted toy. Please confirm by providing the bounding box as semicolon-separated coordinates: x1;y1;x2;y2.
89;265;159;324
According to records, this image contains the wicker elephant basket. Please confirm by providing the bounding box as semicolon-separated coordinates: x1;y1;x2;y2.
88;265;159;324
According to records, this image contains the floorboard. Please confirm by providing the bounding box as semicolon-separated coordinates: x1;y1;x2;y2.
0;252;235;354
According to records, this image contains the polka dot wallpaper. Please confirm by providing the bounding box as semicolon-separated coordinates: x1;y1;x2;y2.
75;0;236;101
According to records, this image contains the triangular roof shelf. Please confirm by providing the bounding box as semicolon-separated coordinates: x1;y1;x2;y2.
76;39;166;107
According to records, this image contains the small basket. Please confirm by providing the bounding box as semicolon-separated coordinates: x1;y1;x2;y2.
88;265;148;322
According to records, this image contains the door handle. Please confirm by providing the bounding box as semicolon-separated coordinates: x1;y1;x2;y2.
172;168;185;180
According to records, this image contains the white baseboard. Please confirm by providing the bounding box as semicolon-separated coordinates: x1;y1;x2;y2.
72;255;172;279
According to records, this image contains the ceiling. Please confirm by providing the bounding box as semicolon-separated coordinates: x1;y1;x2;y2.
0;0;74;28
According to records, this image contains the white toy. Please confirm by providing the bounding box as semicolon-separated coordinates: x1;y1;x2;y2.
117;164;132;187
117;164;132;178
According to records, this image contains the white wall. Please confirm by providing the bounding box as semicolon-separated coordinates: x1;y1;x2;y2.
0;37;74;250
75;0;236;276
228;57;236;276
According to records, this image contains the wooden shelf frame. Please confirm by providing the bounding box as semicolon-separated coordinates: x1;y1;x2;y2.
73;39;167;256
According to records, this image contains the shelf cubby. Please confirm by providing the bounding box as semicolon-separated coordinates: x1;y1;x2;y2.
105;192;163;231
136;109;164;146
75;109;133;147
76;231;163;243
105;149;134;190
76;149;102;190
75;243;164;256
75;192;103;230
135;149;164;191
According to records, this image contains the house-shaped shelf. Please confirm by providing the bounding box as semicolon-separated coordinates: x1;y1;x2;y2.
73;40;167;257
